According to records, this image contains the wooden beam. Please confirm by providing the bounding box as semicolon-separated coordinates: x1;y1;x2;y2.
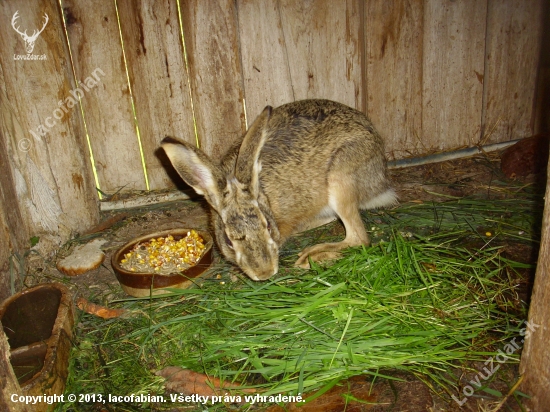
519;152;550;408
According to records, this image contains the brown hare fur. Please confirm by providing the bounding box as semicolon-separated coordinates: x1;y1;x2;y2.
161;99;397;281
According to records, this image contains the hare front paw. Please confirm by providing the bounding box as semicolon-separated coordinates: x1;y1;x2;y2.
294;249;343;269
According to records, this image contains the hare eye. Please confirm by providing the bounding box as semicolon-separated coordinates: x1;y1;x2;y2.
266;221;272;234
224;232;233;249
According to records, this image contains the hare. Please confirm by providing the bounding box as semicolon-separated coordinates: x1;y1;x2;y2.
161;99;396;281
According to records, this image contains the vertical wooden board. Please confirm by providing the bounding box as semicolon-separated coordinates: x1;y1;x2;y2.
278;0;363;110
180;0;246;160
519;161;550;409
365;1;423;159
0;94;28;256
0;64;29;293
534;2;550;134
422;0;487;151
63;0;146;193
0;96;25;299
0;104;29;264
0;0;99;244
237;0;294;125
0;133;16;301
482;0;544;143
0;201;15;301
117;0;196;190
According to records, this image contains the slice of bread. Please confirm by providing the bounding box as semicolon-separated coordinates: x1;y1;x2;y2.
57;239;106;276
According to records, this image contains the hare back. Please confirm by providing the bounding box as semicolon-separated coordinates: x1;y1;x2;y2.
222;99;393;240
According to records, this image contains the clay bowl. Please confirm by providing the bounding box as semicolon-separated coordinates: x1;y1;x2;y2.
112;228;213;297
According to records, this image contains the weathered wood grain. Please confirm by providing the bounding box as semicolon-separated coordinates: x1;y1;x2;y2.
239;0;362;124
179;0;246;160
422;0;487;151
0;0;99;250
365;0;424;159
0;87;31;299
117;0;196;190
519;156;550;409
237;0;294;125
63;0;146;193
277;0;363;110
0;89;29;249
0;60;25;300
0;206;14;301
482;0;544;143
0;330;31;412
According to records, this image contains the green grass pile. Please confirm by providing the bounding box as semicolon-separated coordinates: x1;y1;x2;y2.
59;197;539;410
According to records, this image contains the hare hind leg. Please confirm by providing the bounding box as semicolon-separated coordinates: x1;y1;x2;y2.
294;180;370;268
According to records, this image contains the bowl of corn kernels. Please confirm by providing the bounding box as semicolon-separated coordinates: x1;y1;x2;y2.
112;228;213;297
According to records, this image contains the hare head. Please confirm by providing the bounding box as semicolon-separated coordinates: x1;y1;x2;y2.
162;107;281;281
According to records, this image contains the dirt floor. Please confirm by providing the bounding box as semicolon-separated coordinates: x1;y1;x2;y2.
19;147;546;412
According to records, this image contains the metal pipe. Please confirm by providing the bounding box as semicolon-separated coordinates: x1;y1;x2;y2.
388;139;518;169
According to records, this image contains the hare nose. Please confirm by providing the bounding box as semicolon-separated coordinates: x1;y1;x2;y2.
248;263;278;281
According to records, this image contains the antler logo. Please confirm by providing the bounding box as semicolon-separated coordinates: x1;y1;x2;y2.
11;10;49;54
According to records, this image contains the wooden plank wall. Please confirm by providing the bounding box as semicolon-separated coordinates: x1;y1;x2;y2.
180;0;246;159
484;0;544;142
0;0;545;297
0;0;100;301
366;0;544;158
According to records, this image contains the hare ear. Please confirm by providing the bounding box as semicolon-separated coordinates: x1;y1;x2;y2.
161;137;226;212
234;106;272;197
